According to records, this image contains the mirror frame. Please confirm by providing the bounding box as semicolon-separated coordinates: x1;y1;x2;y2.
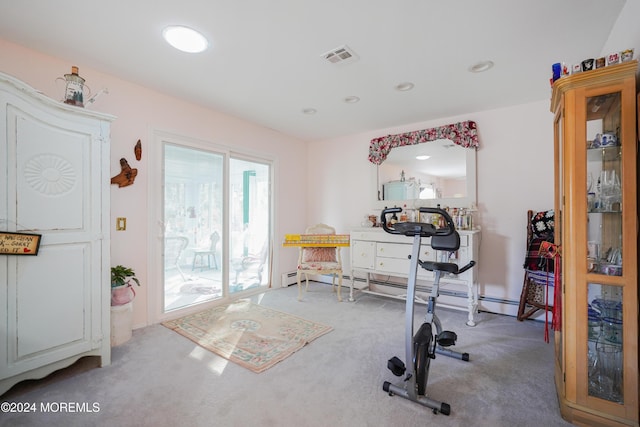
369;121;479;210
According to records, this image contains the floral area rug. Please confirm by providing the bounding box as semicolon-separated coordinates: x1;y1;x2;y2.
162;300;333;373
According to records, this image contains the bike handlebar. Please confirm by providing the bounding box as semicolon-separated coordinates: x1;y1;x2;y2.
381;207;455;237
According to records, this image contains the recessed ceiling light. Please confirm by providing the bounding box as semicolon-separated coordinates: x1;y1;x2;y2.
395;82;414;91
162;25;209;53
344;96;360;104
302;108;317;115
469;60;494;73
415;155;431;160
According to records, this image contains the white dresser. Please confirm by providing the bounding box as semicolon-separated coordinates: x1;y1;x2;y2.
0;71;114;395
350;227;480;326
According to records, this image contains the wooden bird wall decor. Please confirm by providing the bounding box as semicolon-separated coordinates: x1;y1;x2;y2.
110;158;138;188
134;139;142;161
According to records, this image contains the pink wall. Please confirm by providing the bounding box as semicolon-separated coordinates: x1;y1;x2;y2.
0;39;307;327
307;101;555;315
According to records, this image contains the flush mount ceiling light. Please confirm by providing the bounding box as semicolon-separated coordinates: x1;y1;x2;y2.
415;155;431;160
469;60;494;73
162;25;209;53
344;96;360;104
395;82;414;91
302;108;317;115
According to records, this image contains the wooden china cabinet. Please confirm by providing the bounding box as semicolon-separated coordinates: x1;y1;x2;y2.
551;60;638;426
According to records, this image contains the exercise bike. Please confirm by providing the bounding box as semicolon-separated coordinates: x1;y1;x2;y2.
381;206;476;415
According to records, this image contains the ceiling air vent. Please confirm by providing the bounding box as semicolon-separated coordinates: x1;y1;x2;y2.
321;45;359;65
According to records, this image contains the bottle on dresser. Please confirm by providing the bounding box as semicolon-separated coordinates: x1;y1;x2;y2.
438;206;448;229
399;204;408;222
432;204;441;228
390;206;398;225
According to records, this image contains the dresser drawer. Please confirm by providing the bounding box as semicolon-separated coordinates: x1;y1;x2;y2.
376;242;436;261
351;240;375;269
375;256;409;274
375;256;434;279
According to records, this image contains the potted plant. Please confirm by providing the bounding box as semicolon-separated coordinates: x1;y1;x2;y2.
110;265;140;346
110;265;140;306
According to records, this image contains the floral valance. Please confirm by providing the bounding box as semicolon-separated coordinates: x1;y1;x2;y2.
368;120;479;165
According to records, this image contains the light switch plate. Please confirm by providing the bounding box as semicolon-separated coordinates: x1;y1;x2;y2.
116;217;127;231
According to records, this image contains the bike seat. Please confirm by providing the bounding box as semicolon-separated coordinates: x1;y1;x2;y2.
419;261;460;274
420;259;476;275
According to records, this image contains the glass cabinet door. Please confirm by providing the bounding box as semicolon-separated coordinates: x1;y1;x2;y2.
588;283;623;403
553;107;563;371
584;91;624;404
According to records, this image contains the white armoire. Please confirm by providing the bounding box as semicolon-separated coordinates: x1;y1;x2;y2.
0;71;114;395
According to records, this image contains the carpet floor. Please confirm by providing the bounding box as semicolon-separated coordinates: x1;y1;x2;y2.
0;283;572;427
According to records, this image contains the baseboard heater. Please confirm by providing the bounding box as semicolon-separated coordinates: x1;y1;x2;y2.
280;271;353;289
280;271;298;287
477;295;520;306
349;275;469;301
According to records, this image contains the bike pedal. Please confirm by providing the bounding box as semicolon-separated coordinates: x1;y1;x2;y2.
437;331;457;347
387;356;405;376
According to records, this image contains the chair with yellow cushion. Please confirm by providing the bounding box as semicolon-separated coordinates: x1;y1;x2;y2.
297;223;343;302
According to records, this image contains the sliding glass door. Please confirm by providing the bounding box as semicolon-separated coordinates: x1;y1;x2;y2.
163;144;224;312
229;158;271;294
159;137;272;315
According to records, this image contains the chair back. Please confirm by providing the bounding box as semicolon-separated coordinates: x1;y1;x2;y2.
305;223;336;235
300;224;340;266
209;231;220;251
296;224;343;302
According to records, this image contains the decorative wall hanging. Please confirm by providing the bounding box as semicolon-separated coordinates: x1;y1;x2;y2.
368;120;479;165
0;231;42;255
134;139;142;161
110;158;138;188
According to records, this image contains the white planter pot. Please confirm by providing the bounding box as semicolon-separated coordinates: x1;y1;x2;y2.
110;301;133;346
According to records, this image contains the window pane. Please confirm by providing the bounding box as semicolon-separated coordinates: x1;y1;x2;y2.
164;144;223;311
229;158;270;293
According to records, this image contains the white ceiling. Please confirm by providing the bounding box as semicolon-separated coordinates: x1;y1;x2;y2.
0;0;630;141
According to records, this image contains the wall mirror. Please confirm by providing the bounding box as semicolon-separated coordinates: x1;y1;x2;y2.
369;121;478;210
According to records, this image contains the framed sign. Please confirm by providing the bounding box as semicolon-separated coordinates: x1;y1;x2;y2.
0;231;42;255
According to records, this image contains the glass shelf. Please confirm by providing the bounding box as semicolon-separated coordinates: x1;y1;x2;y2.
587;209;621;214
587;145;622;162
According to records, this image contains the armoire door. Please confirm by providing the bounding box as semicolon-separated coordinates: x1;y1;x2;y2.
2;94;106;378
